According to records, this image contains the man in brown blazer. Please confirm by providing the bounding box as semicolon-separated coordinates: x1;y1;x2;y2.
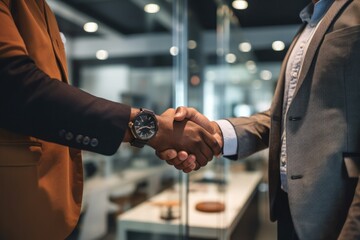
0;0;221;239
162;0;360;239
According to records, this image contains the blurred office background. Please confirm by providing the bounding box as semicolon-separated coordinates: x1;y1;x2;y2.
47;0;308;239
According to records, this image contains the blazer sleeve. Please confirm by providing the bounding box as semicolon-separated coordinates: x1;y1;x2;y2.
0;1;131;155
226;110;271;160
338;178;360;240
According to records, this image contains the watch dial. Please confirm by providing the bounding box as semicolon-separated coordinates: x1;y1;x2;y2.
134;114;157;140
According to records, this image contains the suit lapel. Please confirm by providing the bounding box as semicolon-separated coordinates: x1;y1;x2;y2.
42;1;69;82
292;0;351;98
34;0;47;27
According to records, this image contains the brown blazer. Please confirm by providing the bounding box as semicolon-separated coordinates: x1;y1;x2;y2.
227;0;360;239
0;0;131;239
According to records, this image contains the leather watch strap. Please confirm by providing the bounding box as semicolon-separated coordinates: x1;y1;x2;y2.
129;138;147;148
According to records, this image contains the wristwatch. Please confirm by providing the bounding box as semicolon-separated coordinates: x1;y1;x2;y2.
128;108;158;148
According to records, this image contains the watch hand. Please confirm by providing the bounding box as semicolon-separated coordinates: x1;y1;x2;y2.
138;126;153;131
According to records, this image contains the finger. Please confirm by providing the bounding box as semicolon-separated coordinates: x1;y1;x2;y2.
182;164;196;173
178;151;189;161
181;154;200;171
166;158;185;166
195;149;211;167
174;106;188;121
175;107;215;134
194;162;201;171
156;149;177;160
193;130;222;166
174;158;197;171
186;154;202;171
200;129;222;157
187;154;196;163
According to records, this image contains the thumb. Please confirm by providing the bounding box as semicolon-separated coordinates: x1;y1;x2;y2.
174;106;187;121
175;107;216;135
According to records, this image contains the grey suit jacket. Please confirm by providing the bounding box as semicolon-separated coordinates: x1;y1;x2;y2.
227;0;360;239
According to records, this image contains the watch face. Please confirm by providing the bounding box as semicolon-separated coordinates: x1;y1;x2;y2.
133;113;158;140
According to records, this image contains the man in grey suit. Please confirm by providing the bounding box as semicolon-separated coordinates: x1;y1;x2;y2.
158;0;360;239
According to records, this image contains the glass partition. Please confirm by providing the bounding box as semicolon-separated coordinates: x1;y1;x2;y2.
56;0;188;239
186;1;273;240
54;0;277;239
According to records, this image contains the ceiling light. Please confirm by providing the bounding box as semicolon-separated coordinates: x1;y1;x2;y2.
169;46;179;56
260;70;273;80
83;22;98;33
144;3;160;13
245;60;257;72
232;0;248;10
239;42;252;52
225;53;237;63
272;40;285;51
96;50;108;60
188;40;197;49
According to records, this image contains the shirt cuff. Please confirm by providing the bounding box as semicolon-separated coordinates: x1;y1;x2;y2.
215;119;238;156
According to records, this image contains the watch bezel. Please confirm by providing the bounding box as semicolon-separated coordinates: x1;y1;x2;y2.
129;109;158;141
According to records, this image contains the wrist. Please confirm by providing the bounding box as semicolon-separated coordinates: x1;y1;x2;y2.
147;114;164;149
212;121;224;151
124;108;140;142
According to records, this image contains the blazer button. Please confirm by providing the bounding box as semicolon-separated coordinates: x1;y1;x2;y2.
90;138;99;147
59;129;66;138
83;136;90;145
76;135;84;144
65;132;74;141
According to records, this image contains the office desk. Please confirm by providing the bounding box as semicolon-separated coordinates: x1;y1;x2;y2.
80;164;172;240
117;170;262;240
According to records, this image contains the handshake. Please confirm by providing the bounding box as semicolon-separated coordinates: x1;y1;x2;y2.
146;107;223;173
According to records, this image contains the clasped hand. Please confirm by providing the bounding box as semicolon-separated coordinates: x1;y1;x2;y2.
148;107;223;173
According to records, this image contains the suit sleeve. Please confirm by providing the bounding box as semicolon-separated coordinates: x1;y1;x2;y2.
0;1;131;155
338;178;360;239
226;110;271;160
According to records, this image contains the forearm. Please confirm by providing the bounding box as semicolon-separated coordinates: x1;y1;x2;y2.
226;110;271;160
0;55;131;155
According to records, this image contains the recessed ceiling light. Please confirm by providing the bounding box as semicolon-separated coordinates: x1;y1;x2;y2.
144;3;160;13
96;50;108;60
169;46;179;56
260;70;273;80
83;22;98;33
272;41;285;51
188;40;197;49
225;53;237;63
239;42;252;52
232;0;248;10
245;60;257;72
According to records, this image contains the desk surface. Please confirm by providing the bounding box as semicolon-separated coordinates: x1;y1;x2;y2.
83;164;172;194
117;170;263;239
80;164;172;240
